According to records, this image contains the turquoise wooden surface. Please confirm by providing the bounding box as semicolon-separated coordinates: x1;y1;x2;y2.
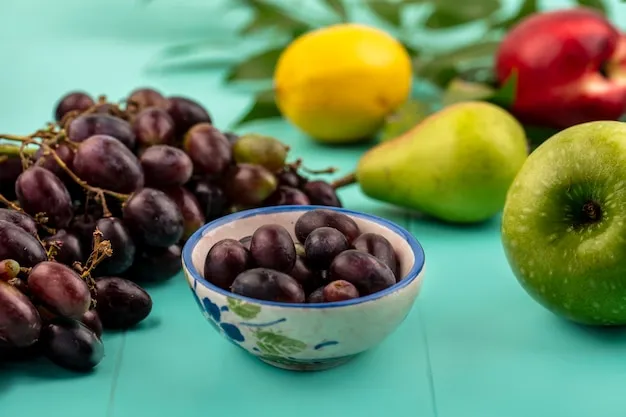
2;1;626;416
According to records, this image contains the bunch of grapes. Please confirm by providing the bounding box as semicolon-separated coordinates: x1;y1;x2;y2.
0;87;342;372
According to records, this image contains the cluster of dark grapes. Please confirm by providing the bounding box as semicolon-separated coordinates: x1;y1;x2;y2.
0;87;343;372
204;209;401;303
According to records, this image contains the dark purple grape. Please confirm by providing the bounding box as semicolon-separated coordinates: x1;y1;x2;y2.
239;235;252;250
328;250;395;296
307;287;325;303
302;181;342;207
16;166;73;229
0;341;43;362
162;187;205;241
323;280;359;302
203;239;252;290
28;261;91;320
41;318;104;372
70;213;99;249
188;180;227;221
95;277;152;329
221;163;277;206
80;310;103;338
67;113;136;150
0;281;41;347
183;124;232;177
92;217;135;276
304;227;349;270
54;92;95;121
132;107;176;147
122;188;184;247
295;209;360;244
250;224;296;273
128;88;168;110
289;257;319;293
231;268;305;303
0;220;47;268
232;134;289;172
44;230;84;267
0;157;22;200
34;143;75;185
276;167;307;189
124;244;181;283
0;259;20;281
352;233;399;280
264;186;310;206
73;135;144;194
0;208;38;237
167;96;212;136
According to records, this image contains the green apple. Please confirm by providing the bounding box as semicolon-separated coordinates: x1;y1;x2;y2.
501;120;626;326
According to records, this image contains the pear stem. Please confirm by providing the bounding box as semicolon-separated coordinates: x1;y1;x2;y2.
331;173;357;189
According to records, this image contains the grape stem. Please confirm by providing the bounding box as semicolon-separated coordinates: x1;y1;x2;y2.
73;228;113;305
0;193;22;212
289;158;338;175
331;173;357;189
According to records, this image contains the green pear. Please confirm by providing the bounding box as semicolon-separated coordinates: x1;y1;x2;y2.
355;101;528;223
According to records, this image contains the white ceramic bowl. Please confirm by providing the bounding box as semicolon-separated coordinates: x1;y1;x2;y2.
182;205;426;371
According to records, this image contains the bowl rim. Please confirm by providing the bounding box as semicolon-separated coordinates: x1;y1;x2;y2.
182;205;425;309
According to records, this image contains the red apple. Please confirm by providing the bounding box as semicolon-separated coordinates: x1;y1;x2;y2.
495;8;626;129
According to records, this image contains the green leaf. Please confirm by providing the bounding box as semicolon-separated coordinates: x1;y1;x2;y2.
380;99;431;141
225;46;284;82
232;90;282;127
239;1;311;36
227;297;261;319
485;70;517;108
322;0;348;21
575;0;607;13
365;0;403;26
254;330;307;356
425;0;501;29
490;0;537;30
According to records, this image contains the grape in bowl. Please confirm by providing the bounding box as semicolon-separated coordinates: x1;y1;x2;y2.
182;205;425;371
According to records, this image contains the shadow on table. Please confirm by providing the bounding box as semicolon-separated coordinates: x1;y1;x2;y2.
368;205;501;232
554;317;626;343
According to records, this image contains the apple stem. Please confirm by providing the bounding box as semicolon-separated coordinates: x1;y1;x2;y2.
331;173;357;189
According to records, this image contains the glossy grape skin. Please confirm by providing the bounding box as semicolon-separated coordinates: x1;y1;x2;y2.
183;123;232;177
34;143;75;185
232;134;288;172
73;134;144;194
231;268;305;303
302;181;342;207
189;180;227;221
0;157;22;200
166;96;212;136
307;287;325;304
289;257;319;293
132;107;176;147
41;319;104;372
95;277;152;329
0;259;20;281
124;244;181;283
295;209;360;244
304;227;349;270
140;145;192;189
352;233;399;280
54;92;95;121
323;280;359;302
221;163;278;206
250;224;296;273
122;188;184;247
128;88;168;110
28;261;92;319
0;220;47;268
44;230;84;267
0;208;38;237
203;239;253;290
328;250;396;296
67;113;136;150
16;166;74;229
93;217;135;276
162;187;205;241
264;186;310;206
0;281;41;347
80;310;103;338
239;235;252;250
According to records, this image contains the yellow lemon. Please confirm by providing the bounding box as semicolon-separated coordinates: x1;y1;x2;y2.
273;23;413;144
